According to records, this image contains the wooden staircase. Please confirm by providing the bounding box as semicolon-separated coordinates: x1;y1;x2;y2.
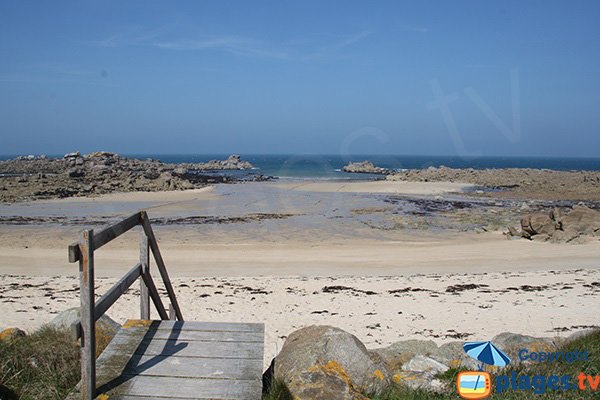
66;211;264;400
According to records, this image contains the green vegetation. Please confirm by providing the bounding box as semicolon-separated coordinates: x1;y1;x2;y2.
0;326;79;400
0;324;115;400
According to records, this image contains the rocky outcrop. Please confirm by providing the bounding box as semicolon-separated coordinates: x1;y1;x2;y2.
272;325;390;399
342;161;390;175
387;166;600;201
506;205;600;243
0;153;264;202
186;154;254;170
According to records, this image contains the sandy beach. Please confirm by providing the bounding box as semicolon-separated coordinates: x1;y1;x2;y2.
1;179;599;369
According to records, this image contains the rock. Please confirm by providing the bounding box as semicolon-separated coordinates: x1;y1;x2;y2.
520;213;556;237
63;151;81;159
342;161;390;175
507;226;520;236
86;151;116;159
68;168;85;178
371;340;438;370
191;154;254;170
49;307;120;342
519;205;600;243
558;205;600;236
391;371;446;393
430;341;480;370
274;326;390;399
401;355;448;374
565;328;600;343
492;332;557;364
0;327;26;341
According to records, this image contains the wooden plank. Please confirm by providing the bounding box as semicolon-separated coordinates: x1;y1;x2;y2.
140;211;183;321
99;375;262;399
70;320;265;400
117;327;264;343
139;232;150;320
108;336;263;359
69;212;142;262
79;229;96;400
123;320;264;333
123;354;262;380
140;273;169;320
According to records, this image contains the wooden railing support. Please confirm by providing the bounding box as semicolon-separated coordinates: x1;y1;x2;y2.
79;229;96;400
140;231;150;320
140;211;183;321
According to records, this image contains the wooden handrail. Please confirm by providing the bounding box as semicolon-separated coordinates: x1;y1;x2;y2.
68;212;142;262
68;211;183;400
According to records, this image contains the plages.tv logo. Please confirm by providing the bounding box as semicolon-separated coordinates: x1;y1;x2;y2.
456;341;511;399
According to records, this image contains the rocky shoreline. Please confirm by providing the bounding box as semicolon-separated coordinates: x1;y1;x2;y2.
0;153;267;202
387;166;600;201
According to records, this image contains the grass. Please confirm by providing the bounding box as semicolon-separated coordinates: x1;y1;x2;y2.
263;330;600;400
0;326;80;400
0;324;115;400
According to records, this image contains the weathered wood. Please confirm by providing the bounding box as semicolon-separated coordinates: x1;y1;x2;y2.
110;336;263;359
102;375;262;399
140;211;183;321
141;272;169;320
117;327;264;342
124;354;262;380
79;229;96;400
69;212;142;262
139;232;150;320
67;320;265;400
123;320;264;333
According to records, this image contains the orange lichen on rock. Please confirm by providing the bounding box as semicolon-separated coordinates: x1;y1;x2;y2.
122;319;153;329
373;369;385;381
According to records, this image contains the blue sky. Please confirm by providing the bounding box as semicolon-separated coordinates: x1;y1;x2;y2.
1;1;599;157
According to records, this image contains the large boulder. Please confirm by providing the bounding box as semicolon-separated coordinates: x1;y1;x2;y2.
517;205;600;243
520;213;557;238
492;332;558;365
49;308;120;355
273;326;390;399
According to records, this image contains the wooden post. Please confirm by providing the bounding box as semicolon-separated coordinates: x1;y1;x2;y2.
140;231;150;320
79;229;96;400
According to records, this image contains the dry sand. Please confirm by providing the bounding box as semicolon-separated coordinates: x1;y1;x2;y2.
2;269;598;369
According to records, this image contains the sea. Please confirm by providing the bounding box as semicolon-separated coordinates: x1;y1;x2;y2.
2;154;600;180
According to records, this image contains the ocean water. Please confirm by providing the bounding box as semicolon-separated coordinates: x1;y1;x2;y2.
137;154;600;179
2;154;600;179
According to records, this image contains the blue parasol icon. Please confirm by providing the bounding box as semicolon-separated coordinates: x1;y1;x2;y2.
463;341;511;368
463;341;511;392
